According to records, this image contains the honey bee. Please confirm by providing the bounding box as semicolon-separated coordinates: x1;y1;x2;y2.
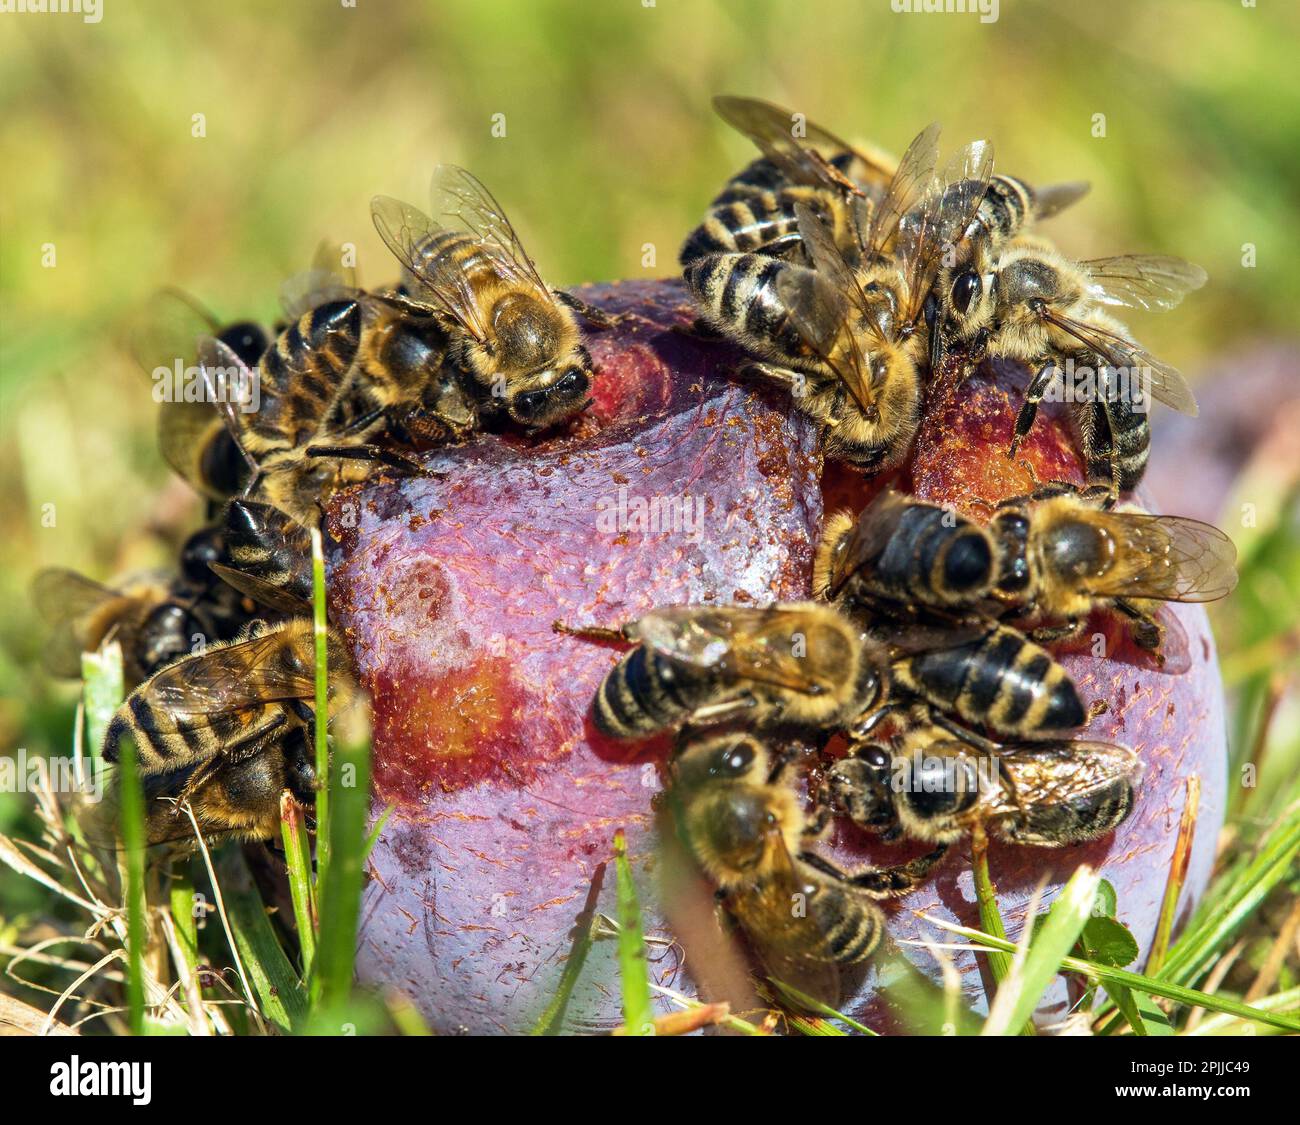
828;721;1140;849
816;486;1237;651
928;176;1090;369
371;164;604;432
945;244;1207;500
128;289;270;502
33;525;255;688
679;95;895;267
987;487;1238;649
671;733;939;966
555;603;888;741
98;619;349;846
686;124;992;471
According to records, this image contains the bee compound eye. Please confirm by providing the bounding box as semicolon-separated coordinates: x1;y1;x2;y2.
859;744;890;770
951;271;980;315
556;368;588;395
717;741;755;776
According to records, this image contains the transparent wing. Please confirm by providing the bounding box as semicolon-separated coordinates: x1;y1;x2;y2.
128;289;235;497
1082;255;1208;312
279;240;360;321
864;121;941;260
139;629;316;717
1094;511;1238;602
371;194;490;341
635;606;834;694
1038;308;1199;416
712;95;866;196
998;741;1141;810
1032;180;1090;220
194;336;261;470
32;568;119;677
428;163;553;297
775;205;876;415
894;137;994;326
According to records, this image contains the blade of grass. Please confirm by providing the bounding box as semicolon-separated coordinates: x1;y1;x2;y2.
766;978;878;1035
81;644;123;753
310;527;331;892
311;719;371;1012
1154;803;1300;987
926;913;1300;1033
212;847;308;1033
1147;774;1200;975
114;733;147;1036
971;825;1012;987
612;829;654;1035
983;870;1096;1036
280;793;317;978
530;862;606;1036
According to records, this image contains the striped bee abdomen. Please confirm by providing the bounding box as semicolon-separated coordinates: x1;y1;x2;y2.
682;252;808;364
894;626;1086;739
220;499;314;607
592;646;718;739
249;298;362;452
873;503;995;607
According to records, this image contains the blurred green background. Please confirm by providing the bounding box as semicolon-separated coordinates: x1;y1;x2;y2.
1;0;1298;915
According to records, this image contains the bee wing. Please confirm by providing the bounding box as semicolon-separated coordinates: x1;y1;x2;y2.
1092;511;1239;602
1031;180;1091;220
279;240;360;321
1081;255;1208;313
712;95;866;196
827;490;912;595
128;290;235;499
208;563;313;615
193;335;261;467
864;121;941;260
775;206;877;415
370;194;492;342
1037;308;1199;417
997;741;1142;810
894;137;994;327
427;163;555;299
32;568;120;677
138;629;316;718
635;606;834;694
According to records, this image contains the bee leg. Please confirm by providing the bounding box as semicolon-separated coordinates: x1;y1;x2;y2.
1007;363;1059;459
552;290;622;329
1114;599;1163;651
550;620;628;644
1027;617;1084;645
995;481;1078;509
926;709;1002;756
734;361;806;397
799;846;949;897
847;703;903;742
304;444;444;480
679;696;759;731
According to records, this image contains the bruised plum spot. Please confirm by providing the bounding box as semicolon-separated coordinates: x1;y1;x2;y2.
369;655;537;801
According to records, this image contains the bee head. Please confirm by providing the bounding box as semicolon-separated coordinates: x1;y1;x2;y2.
506;347;594;430
828;744;897;835
138;603;197;676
